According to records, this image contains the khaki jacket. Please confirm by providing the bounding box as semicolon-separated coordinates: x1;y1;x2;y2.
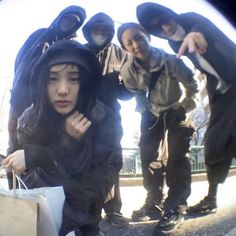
120;47;198;116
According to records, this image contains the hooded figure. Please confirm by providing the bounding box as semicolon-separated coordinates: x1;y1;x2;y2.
82;12;115;53
8;5;86;153
82;13;133;227
137;2;236;216
137;2;236;93
4;40;119;236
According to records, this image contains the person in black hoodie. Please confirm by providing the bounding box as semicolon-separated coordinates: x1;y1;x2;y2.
82;13;133;227
137;2;236;216
3;40;119;236
8;5;86;155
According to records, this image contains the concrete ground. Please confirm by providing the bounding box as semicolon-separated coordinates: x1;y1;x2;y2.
100;175;236;236
1;173;236;235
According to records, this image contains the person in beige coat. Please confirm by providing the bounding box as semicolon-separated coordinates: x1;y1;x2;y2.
118;22;198;233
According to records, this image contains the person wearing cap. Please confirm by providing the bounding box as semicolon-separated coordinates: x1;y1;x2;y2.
3;40;120;236
137;2;236;216
82;12;133;227
117;22;197;232
8;5;86;155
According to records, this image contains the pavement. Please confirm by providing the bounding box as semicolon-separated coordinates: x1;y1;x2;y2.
1;173;236;235
100;174;236;236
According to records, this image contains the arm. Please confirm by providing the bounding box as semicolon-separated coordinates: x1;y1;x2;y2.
177;13;217;57
91;101;123;172
168;55;198;112
120;59;148;113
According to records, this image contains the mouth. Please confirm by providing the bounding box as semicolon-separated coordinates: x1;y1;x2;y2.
135;49;145;55
54;100;71;108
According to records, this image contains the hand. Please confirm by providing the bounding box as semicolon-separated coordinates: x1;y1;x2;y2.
2;150;26;174
65;111;92;141
178;32;208;57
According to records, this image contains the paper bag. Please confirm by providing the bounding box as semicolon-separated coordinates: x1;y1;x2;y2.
17;186;65;236
0;191;38;236
0;185;65;236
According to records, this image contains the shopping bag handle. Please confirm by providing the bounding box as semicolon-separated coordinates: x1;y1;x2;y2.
12;170;28;198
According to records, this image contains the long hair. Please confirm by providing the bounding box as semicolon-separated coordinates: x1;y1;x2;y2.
29;40;102;131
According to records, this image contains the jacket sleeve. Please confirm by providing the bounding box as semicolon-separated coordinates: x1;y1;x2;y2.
167;55;198;112
91;101;123;172
120;58;148;113
17;106;59;171
109;44;134;101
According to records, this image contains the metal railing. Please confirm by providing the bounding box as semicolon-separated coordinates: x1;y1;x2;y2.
120;146;236;176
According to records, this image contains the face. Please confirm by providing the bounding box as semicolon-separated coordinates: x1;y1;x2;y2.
60;14;80;33
90;25;111;46
47;64;80;115
150;16;178;38
121;28;151;61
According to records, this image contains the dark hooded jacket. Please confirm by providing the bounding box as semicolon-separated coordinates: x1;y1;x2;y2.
137;2;236;101
10;5;86;120
15;40;119;234
8;5;86;153
82;13;133;113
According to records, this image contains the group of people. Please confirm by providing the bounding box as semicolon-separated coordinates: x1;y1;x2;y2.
2;2;236;236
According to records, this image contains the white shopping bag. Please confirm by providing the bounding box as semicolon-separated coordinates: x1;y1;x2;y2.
20;186;65;236
0;185;65;236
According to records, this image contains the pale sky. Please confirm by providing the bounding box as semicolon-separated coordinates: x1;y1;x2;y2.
0;0;236;150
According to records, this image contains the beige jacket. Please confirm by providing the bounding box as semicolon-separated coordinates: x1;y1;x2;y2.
120;48;198;116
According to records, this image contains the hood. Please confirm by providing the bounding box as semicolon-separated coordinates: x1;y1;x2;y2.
137;2;179;38
82;12;115;45
49;5;86;39
31;40;102;116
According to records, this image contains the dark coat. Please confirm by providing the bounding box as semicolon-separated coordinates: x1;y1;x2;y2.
82;13;133;113
137;3;236;101
11;5;86;116
17;102;118;235
13;40;120;234
8;6;86;153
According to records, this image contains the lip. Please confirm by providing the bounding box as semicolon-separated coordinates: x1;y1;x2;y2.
54;100;71;107
135;49;145;55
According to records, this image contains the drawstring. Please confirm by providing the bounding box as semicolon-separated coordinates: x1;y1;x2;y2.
148;117;159;130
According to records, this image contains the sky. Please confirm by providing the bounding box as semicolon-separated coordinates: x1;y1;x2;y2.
0;0;236;150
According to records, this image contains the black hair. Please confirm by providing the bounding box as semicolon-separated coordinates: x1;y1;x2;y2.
30;40;102;127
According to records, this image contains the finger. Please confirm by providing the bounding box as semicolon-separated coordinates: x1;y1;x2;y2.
2;155;11;165
187;38;197;53
84;120;92;129
74;118;90;131
196;33;208;54
177;40;187;58
5;159;14;171
68;111;79;120
80;120;92;133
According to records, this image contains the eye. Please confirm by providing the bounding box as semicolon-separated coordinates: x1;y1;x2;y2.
125;41;132;47
135;35;143;41
48;76;58;83
69;77;79;83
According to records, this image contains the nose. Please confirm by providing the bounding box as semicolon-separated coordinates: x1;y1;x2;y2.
133;41;140;51
161;24;172;34
57;80;69;96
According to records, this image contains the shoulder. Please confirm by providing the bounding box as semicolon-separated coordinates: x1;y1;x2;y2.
90;100;115;123
18;104;38;127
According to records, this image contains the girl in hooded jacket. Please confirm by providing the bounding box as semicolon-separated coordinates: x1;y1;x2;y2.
3;40;119;236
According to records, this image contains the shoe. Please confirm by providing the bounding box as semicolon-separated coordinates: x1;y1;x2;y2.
81;225;101;236
155;208;183;232
132;203;163;222
104;212;129;227
187;196;217;215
